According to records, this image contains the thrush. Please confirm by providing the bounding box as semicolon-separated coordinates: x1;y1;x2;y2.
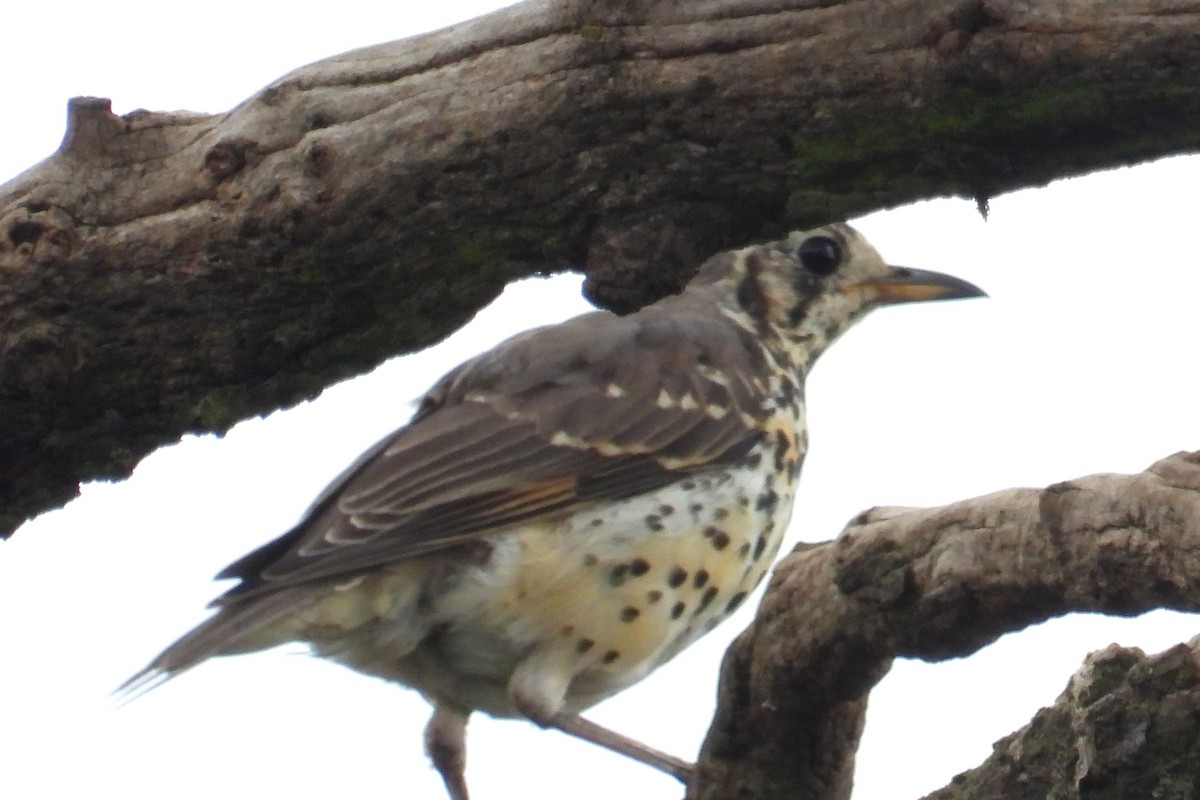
121;222;984;798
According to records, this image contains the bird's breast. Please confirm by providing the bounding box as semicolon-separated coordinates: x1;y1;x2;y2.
302;407;806;719
403;417;802;713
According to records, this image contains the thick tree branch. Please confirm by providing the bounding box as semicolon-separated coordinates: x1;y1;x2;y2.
2;0;1199;534
691;450;1200;800
925;636;1200;800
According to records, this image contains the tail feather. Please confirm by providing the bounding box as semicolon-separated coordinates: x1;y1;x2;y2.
115;587;315;703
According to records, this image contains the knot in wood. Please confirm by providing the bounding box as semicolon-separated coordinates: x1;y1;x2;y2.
833;534;911;606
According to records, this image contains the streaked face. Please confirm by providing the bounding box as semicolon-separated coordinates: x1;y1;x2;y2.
725;223;984;350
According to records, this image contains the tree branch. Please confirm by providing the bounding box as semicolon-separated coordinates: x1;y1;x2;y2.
925;636;1200;800
3;0;1199;535
691;450;1200;799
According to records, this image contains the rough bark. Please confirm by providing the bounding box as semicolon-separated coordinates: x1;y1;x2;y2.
691;450;1200;800
3;0;1200;536
925;637;1200;800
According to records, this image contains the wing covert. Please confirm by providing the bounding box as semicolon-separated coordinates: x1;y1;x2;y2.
216;306;770;602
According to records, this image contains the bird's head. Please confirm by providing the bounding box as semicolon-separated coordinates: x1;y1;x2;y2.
692;222;985;365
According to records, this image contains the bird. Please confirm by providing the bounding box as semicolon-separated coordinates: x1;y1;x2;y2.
120;222;984;799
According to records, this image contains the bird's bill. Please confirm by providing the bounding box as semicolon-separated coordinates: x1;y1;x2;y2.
851;266;987;305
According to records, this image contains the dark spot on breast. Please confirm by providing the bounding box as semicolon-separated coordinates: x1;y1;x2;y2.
590;518;605;527
645;514;664;532
659;504;675;516
773;430;790;471
667;566;688;588
743;451;763;469
671;601;686;619
713;507;730;521
629;558;650;576
693;569;710;589
705;527;731;550
583;554;598;566
756;489;779;513
681;479;696;490
726;591;748;612
577;638;595;653
688;502;704;517
787;460;800;482
610;563;629;586
753;535;767;560
777;376;797;408
696;586;719;612
738;541;751;559
603;650;621;664
561;625;575;636
647;590;663;603
620;607;640;623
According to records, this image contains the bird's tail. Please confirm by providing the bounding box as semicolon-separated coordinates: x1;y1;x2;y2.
115;587;313;703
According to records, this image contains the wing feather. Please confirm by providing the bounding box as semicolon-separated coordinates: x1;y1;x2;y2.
216;303;769;602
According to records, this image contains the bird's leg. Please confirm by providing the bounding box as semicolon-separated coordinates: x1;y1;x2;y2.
424;701;472;800
509;649;694;784
549;713;695;785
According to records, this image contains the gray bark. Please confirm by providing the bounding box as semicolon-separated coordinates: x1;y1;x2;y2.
3;0;1199;536
925;636;1200;800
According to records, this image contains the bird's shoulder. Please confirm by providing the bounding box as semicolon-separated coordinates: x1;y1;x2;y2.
423;300;769;427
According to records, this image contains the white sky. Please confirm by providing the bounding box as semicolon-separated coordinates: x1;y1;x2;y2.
2;3;1198;799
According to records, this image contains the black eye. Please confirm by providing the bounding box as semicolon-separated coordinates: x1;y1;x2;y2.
797;236;841;276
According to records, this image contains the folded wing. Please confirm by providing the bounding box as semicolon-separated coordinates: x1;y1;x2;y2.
216;307;769;602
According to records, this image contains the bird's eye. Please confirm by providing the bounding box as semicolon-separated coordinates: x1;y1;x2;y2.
797;236;841;276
